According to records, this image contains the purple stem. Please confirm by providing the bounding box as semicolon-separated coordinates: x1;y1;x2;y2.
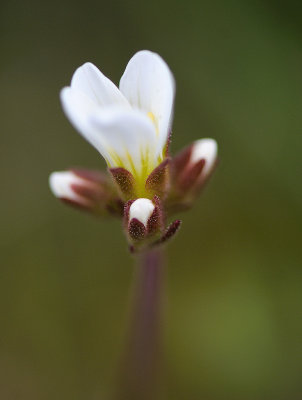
115;248;164;400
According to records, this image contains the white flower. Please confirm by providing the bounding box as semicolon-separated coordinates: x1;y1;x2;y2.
129;198;155;227
191;138;217;179
50;51;219;250
60;51;175;189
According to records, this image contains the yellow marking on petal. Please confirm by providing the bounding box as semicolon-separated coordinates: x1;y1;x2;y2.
125;150;138;178
140;147;150;180
106;148;126;169
147;112;159;136
147;111;156;123
105;158;112;168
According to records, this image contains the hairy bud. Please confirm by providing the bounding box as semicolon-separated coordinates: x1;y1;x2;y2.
124;198;164;250
49;169;120;215
168;138;218;211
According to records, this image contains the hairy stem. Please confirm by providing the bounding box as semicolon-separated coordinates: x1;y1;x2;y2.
115;248;164;400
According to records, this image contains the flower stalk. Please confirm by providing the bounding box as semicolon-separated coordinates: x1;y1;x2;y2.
115;248;164;400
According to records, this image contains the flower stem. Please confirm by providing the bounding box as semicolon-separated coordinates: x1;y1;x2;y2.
115;248;164;400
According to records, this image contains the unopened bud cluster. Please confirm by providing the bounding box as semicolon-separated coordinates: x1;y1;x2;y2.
49;138;217;252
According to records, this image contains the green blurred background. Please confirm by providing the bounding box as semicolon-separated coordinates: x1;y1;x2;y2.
1;0;301;398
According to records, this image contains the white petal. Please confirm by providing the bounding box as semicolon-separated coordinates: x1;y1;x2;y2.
89;109;159;178
61;87;129;158
61;88;159;177
60;87;103;151
71;62;130;108
119;50;175;153
191;138;218;177
129;198;155;227
49;171;88;204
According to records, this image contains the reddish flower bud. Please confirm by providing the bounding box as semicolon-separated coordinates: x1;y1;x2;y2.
124;198;164;250
175;138;217;189
168;138;217;211
49;169;117;215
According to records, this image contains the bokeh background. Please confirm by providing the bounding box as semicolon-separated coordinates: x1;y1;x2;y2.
1;0;301;398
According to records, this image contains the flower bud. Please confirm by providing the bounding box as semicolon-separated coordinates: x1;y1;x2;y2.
124;198;164;248
49;169;116;214
129;198;155;227
168;138;217;211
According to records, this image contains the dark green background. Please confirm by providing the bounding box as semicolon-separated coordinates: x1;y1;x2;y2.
1;0;301;398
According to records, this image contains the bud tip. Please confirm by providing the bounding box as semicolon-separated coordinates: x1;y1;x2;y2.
49;171;78;200
191;138;217;176
129;198;155;227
